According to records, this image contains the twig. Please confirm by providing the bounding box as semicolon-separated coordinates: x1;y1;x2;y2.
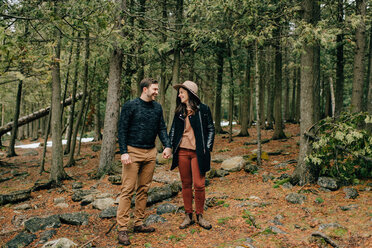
79;236;99;248
311;232;339;247
106;221;117;235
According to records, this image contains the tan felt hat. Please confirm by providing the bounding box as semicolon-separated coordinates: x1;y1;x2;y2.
173;80;200;101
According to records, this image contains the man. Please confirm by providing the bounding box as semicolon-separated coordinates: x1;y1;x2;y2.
117;78;172;246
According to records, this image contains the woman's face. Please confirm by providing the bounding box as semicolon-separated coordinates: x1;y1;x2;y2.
178;87;189;104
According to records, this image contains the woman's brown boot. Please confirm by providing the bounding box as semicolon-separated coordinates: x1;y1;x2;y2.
196;214;212;230
179;213;195;229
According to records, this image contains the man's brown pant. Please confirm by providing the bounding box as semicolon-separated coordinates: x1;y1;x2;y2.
117;146;157;232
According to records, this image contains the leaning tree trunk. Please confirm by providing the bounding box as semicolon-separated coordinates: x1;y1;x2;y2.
66;30;89;167
97;0;127;178
238;46;252;137
214;43;225;134
7;80;22;157
292;0;316;186
64;32;81;155
351;0;366;113
50;29;69;185
272;23;286;140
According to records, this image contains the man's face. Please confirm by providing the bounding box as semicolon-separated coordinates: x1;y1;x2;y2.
144;83;159;101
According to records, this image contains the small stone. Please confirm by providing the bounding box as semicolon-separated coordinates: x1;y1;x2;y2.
39;230;57;244
92;198;115;210
42;238;77;248
294;224;301;229
156;203;179;215
282;182;293;189
221;156;245;172
108;175;122;185
285;193;306;204
343;188;359;199
269;226;287;234
56;203;69;208
54;197;65;205
340;204;359;211
144;214;166;226
319;223;343;231
71;182;83;189
317;177;338;191
99;206;118;218
13;203;32;210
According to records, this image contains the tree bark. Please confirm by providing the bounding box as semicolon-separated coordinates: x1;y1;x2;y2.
66;30;90;167
295;66;301;122
7;80;22;157
228;41;234;143
97;0;127;178
266;46;274;129
313;0;321;122
292;0;316;186
367;27;372;133
214;43;225;134
255;41;262;166
238;46;252;137
78;94;90;156
335;0;344;116
50;29;68;185
351;0;366;113
40;107;52;174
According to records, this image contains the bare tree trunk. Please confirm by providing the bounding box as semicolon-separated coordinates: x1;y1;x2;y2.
255;41;262;166
272;22;286;140
167;0;183;130
266;46;274;129
40;108;51;174
228;41;234;143
367;28;372;133
283;48;290;122
329;77;336;117
313;0;321;122
66;30;89;167
50;28;68;185
78;94;91;156
238;46;252;137
292;0;316;186
295;67;301;122
290;64;297;121
64;32;81;155
7;80;22;157
214;43;225;134
335;0;344;116
351;0;366;113
97;0;127;178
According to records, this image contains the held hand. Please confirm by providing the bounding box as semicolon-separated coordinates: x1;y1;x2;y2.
121;153;132;165
162;148;172;159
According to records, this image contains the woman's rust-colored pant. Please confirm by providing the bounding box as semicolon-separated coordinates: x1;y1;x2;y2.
178;148;205;215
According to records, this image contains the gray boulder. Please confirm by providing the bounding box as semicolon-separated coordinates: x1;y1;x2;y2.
108;175;122;185
340;204;359;211
13;203;32;210
24;215;61;233
5;231;37;248
144;214;167;226
71;182;83;189
99;206;118;218
42;238;77;248
244;163;258;173
92;198;115;210
59;212;89;225
39;230;57;244
285;193;306;204
317;177;338;190
0;189;31;206
343;188;359;199
221;156;245;172
156;203;179;215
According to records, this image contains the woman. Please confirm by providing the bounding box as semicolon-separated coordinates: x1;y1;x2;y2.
169;80;215;230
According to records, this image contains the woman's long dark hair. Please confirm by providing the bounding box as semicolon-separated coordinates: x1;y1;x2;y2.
175;88;201;117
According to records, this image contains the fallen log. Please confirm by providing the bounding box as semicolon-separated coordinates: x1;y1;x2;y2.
0;92;83;137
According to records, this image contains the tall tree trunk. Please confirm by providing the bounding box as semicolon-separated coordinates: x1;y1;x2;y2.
136;0;146;96
50;29;68;185
290;64;297;121
335;0;344;116
78;94;91;156
255;41;262;166
64;32;81;155
272;23;286;140
313;0;321;122
214;43;225;133
283;48;290;122
351;0;366;113
266;46;274;129
259;49;266;127
292;0;315;186
66;30;90;167
167;0;183;130
295;66;301;122
40;106;52;174
7;80;22;157
367;28;372;133
228;41;234;143
97;0;127;178
92;61;102;141
238;46;252;137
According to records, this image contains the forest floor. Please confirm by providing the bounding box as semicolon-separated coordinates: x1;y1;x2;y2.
0;123;371;248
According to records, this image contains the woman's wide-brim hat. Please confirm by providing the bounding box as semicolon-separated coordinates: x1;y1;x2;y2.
173;80;200;101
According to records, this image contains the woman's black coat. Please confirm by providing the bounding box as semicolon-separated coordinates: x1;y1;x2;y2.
169;103;215;175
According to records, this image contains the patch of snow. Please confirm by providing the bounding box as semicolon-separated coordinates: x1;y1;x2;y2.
15;137;94;149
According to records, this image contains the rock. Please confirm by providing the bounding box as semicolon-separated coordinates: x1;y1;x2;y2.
262;173;275;182
5;231;37;248
319;187;331;192
13;203;32;210
0;189;31;206
24;150;39;156
99;206;118;218
54;197;65;205
277;173;290;180
108;175;122;185
0;176;13;183
340;204;359;211
318;223;343;231
146;182;181;205
59;212;89;225
24;215;61;233
144;214;167;226
96;193;115;199
207;168;217;178
244;162;258;173
92;198;115;210
11;170;29;177
243;139;270;145
72;189;99;202
56;203;69;208
39;230;57;244
71;182;83;189
216;169;229;177
81;195;95;206
153;171;180;184
267;150;283;156
285;193;306;204
317;177;338;191
269;226;287;234
294;224;301;229
42;238;77;248
156;203;179;215
311;232;339;247
343;188;359;199
91;144;101;152
221;156;245;172
33;179;53;191
273;215;284;226
281;182;293;189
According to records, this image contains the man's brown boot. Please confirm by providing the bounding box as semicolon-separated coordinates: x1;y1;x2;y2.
196;214;212;230
118;231;131;246
179;213;195;229
133;224;155;233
